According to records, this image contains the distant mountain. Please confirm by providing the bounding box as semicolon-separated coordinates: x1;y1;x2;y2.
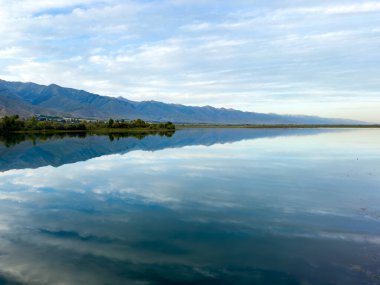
0;79;362;124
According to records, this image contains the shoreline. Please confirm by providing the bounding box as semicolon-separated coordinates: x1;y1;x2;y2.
177;124;380;129
2;125;380;135
8;128;176;135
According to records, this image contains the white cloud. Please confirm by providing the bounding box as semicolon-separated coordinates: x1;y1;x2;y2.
0;0;379;121
307;2;380;15
0;47;25;59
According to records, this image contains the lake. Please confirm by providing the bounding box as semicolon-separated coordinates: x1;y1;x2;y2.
0;128;379;285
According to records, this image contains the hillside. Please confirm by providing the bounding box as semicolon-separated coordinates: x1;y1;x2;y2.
0;79;361;124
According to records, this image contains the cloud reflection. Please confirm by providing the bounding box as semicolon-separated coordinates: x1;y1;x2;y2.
0;129;379;284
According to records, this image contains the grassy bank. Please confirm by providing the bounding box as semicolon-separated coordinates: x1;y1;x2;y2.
12;128;175;134
0;116;176;134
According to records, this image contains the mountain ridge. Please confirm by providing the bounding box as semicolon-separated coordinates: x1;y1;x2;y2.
0;79;363;124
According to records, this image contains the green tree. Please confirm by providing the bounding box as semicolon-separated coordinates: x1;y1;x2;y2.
108;118;114;128
25;117;38;130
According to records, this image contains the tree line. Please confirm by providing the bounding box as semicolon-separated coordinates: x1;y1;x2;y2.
0;115;175;133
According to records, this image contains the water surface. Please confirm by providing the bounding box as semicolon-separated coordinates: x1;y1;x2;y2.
0;128;379;285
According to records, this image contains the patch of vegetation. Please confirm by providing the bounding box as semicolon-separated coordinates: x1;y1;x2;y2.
0;115;175;134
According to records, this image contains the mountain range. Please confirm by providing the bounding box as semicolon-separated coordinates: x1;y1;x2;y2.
0;79;362;124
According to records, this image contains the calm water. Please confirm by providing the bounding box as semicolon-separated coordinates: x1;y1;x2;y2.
0;128;379;285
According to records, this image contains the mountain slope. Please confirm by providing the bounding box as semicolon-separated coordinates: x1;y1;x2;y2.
0;79;362;124
0;83;63;117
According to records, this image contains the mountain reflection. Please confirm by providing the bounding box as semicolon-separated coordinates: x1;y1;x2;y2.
0;128;334;172
0;129;378;285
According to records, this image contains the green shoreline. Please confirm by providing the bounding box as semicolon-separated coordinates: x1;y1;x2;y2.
5;124;380;134
0;116;176;134
10;128;175;134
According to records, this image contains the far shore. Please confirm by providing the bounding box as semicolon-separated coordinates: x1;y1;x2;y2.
177;124;380;129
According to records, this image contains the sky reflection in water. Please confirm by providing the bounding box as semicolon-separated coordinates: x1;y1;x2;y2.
0;129;379;285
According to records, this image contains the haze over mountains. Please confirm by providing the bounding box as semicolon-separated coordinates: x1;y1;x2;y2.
0;79;361;124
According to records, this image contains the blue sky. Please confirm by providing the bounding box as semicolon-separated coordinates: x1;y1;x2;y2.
0;0;379;122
